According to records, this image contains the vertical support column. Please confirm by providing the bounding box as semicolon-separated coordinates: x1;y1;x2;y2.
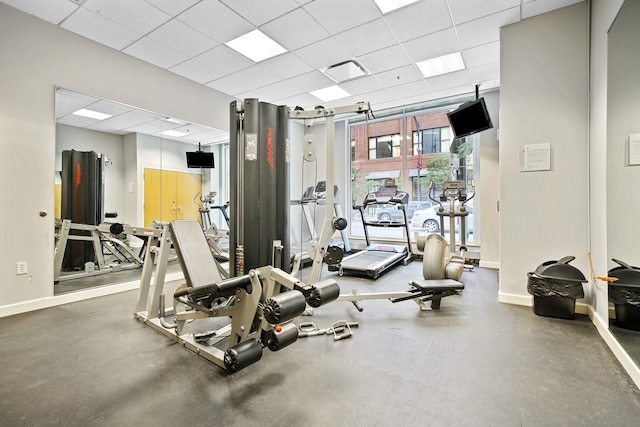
308;115;335;284
229;99;290;276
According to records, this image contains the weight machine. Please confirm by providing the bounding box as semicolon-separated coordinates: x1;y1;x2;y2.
54;219;163;282
290;181;351;265
133;219;339;373
133;100;371;372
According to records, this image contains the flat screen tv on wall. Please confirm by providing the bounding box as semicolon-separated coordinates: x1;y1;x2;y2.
447;98;493;139
186;151;215;168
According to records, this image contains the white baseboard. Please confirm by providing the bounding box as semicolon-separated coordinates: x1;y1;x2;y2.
479;260;499;270
498;292;532;306
0;271;184;319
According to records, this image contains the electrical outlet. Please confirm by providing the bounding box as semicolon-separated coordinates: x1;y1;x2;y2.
16;261;28;275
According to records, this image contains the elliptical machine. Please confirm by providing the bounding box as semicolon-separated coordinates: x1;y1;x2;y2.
421;180;475;280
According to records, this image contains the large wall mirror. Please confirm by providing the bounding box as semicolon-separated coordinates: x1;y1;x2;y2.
607;0;640;369
53;88;229;295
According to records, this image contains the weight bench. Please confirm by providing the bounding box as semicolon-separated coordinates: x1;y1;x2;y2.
394;279;464;309
143;219;340;373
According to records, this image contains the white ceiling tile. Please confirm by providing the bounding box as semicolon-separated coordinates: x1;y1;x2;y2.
220;0;300;26
58;114;102;128
206;74;254;96
147;18;218;57
521;0;584;18
447;0;520;25
55;90;98;118
89;99;136;116
293;38;354;69
143;0;200;16
433;84;475;99
333;19;397;57
206;65;281;96
364;88;401;107
261;8;330;51
61;7;142;50
468;62;500;84
260;53;315;80
390;80;432;99
238;80;306;102
462;41;500;68
303;0;381;34
340;75;385;96
123;36;189;68
0;0;77;24
272;93;319;110
383;0;452;42
287;71;335;92
170;45;253;83
376;65;423;88
177;0;253;43
425;69;471;91
83;0;171;34
92;113;157;132
295;0;314;5
357;45;413;74
402;27;461;62
456;7;521;49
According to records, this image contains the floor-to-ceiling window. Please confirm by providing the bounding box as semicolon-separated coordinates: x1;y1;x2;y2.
348;100;479;246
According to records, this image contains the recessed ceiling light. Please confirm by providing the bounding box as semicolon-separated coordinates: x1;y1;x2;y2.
72;108;112;120
310;85;351;102
323;60;369;83
374;0;420;14
225;29;287;62
416;52;466;78
161;129;188;137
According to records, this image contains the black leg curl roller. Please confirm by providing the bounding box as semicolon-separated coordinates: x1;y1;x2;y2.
263;290;307;324
306;279;340;308
223;339;263;373
266;323;299;351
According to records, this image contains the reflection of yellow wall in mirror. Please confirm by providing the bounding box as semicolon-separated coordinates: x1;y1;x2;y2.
143;168;202;227
54;184;61;218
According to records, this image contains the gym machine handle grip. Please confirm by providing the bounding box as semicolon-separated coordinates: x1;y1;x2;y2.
174;274;253;299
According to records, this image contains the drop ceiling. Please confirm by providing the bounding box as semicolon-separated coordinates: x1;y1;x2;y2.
3;0;583;143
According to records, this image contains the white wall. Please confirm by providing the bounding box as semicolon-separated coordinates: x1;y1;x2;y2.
499;2;590;304
0;3;234;310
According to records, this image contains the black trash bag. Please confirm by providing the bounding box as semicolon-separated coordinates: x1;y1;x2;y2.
609;284;640;307
607;259;640;306
527;273;585;299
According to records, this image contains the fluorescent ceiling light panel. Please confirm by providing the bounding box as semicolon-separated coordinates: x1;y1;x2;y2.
310;85;351;102
163;117;187;125
72;108;112;120
161;129;188;137
323;60;368;83
225;29;287;62
416;52;466;78
374;0;420;14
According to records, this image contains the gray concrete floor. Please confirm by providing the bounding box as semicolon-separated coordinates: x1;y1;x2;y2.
3;262;640;426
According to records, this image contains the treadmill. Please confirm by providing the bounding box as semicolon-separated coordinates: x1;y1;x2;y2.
330;190;413;279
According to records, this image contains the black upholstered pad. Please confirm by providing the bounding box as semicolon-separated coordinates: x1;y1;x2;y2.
170;220;224;288
409;279;464;292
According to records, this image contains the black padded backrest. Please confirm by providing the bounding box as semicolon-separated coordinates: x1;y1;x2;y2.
170;220;223;288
